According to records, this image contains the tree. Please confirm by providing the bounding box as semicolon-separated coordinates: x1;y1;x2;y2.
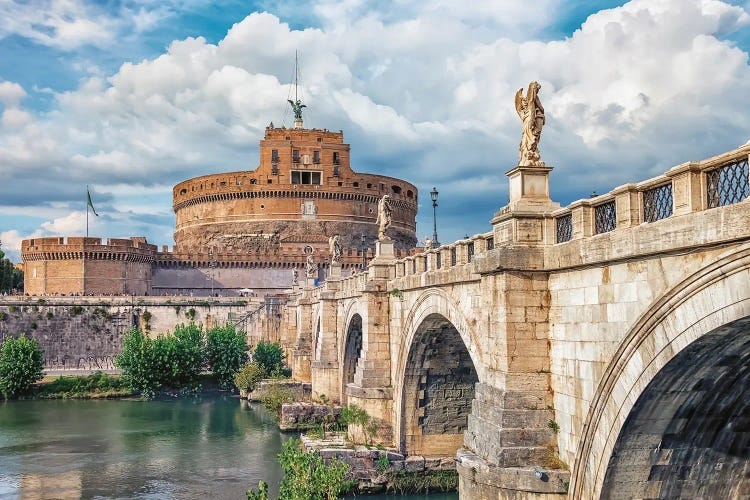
253;341;288;377
205;324;249;390
0;243;23;294
0;334;44;398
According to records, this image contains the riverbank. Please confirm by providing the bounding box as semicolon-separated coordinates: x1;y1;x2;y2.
0;372;233;400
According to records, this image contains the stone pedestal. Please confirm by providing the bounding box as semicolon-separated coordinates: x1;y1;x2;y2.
306;277;316;287
375;238;395;259
329;262;342;279
492;164;560;247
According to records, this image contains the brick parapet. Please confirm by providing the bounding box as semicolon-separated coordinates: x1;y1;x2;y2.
21;237;157;263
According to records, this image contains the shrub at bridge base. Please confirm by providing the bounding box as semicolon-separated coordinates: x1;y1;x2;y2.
0;334;44;399
205;325;249;390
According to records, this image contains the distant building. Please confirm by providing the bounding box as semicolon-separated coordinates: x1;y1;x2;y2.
21;123;418;296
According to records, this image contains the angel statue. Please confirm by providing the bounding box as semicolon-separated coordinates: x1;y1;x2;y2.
288;99;307;121
329;234;342;264
514;81;546;166
305;253;318;279
376;195;393;240
292;268;299;286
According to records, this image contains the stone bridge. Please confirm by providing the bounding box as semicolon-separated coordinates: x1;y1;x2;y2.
277;145;750;499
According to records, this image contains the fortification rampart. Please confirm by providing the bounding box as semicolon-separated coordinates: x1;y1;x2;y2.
0;296;263;370
21;237;157;296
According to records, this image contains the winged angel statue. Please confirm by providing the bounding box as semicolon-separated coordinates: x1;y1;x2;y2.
514;81;545;166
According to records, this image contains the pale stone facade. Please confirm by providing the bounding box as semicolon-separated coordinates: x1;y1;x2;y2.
274;144;750;498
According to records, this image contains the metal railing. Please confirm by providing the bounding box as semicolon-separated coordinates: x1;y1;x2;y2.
556;214;573;243
706;158;749;208
643;183;673;222
594;201;616;234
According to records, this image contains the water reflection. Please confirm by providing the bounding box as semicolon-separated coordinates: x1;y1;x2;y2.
0;398;288;499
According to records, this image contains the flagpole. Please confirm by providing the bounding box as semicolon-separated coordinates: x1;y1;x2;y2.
86;185;89;238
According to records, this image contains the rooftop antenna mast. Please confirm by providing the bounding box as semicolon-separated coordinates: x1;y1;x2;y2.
288;51;306;129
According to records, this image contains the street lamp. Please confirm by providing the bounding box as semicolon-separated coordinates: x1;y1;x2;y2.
360;234;366;270
208;250;217;297
430;187;439;248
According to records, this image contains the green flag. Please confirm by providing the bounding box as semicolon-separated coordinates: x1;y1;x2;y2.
87;187;99;216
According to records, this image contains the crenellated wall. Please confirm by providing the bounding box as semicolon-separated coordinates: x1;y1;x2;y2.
22;237;156;296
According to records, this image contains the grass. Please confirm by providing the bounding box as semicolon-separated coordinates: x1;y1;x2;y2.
35;371;133;399
387;470;458;493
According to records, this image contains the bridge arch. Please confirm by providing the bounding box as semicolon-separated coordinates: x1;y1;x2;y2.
395;289;483;456
572;245;750;499
339;299;366;404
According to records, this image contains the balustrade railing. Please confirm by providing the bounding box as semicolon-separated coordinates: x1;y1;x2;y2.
556;214;573;243
643;183;673;223
706;158;749;208
594;201;616;234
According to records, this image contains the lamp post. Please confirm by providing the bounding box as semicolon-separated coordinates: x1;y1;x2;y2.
208;250;217;297
360;234;366;270
430;187;439;248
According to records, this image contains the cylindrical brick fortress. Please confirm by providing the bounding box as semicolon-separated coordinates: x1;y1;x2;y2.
172;126;418;254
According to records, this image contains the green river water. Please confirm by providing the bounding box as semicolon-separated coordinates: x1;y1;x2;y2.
0;397;457;500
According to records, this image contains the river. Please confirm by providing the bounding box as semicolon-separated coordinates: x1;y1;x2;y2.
0;397;457;500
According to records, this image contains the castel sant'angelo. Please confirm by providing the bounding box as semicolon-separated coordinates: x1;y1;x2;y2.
21;94;419;296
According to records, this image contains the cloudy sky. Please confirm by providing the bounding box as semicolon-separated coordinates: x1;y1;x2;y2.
1;0;749;262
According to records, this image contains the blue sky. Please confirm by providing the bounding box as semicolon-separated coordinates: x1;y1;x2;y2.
1;0;750;261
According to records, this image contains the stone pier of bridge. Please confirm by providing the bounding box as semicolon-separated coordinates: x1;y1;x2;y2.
272;144;750;499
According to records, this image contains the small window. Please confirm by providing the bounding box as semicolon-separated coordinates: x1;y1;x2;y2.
267;179;273;184
260;204;265;209
220;181;226;187
338;182;343;187
407;190;413;198
317;137;322;142
333;152;340;164
293;150;300;162
313;151;320;164
391;185;401;194
236;179;242;186
353;182;359;188
367;183;372;189
250;179;257;184
271;149;279;162
380;183;385;191
179;188;187;195
211;183;214;188
285;136;291;140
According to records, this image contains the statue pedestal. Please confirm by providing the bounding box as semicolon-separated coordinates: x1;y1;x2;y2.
375;238;395;260
491;163;560;247
306;277;316;287
329;263;342;279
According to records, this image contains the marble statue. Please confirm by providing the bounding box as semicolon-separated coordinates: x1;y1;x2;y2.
305;253;317;279
376;195;393;240
514;81;545;166
329;234;342;264
292;268;299;286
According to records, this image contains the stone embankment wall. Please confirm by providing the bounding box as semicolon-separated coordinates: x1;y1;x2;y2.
0;296;261;370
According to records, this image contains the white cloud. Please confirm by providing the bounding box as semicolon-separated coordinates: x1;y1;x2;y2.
1;229;43;262
0;0;118;50
0;81;26;107
40;211;90;235
1;0;749;247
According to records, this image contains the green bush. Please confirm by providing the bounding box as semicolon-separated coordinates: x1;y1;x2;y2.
253;341;290;377
234;362;264;393
171;323;205;385
71;305;84;315
0;334;44;399
260;384;294;419
279;438;354;499
115;325;205;398
115;328;161;398
205;324;249;390
186;308;196;320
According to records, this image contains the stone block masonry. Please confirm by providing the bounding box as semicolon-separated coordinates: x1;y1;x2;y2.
0;296;261;370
